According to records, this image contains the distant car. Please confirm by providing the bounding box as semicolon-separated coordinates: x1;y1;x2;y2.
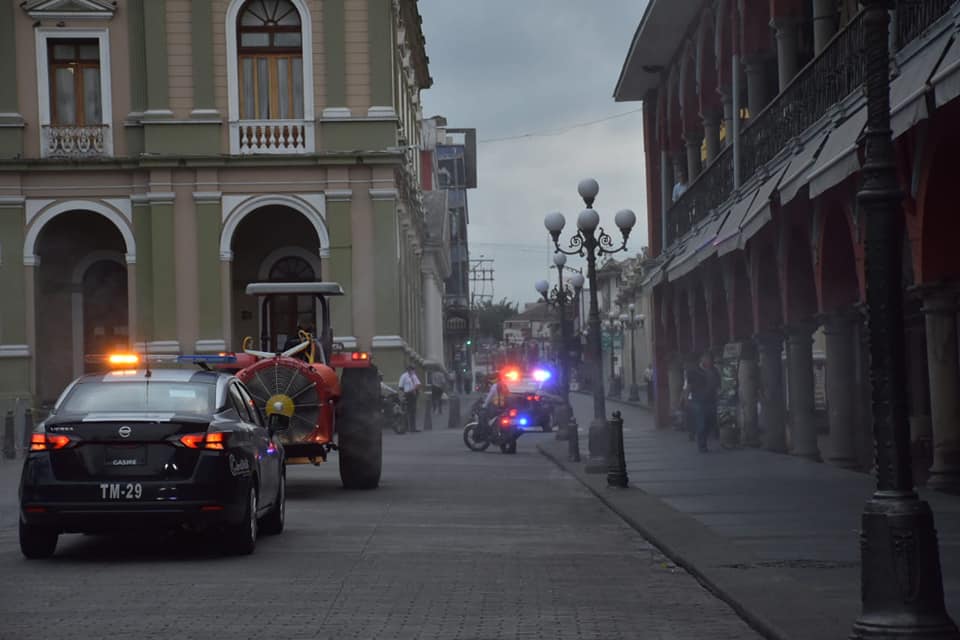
18;362;287;559
505;370;556;432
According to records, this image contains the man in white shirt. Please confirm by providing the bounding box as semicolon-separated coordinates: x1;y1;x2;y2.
398;365;421;433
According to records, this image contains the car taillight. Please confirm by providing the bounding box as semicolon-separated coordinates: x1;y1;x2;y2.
30;433;73;451
533;395;541;402
179;432;228;450
508;409;518;417
500;417;511;427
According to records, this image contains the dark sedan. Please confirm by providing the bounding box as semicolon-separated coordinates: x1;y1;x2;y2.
18;367;287;558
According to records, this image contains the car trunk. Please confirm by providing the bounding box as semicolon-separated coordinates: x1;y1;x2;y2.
44;417;211;481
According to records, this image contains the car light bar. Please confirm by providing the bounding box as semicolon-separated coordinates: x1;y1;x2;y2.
177;355;238;364
503;369;520;382
532;369;552;382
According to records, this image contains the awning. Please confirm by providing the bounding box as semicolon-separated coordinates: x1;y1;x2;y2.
933;33;960;108
891;28;954;138
712;188;758;256
806;108;867;199
665;210;729;281
640;261;666;289
736;162;791;251
778;131;830;207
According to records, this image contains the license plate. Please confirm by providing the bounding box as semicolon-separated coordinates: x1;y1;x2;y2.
99;482;143;500
104;445;146;467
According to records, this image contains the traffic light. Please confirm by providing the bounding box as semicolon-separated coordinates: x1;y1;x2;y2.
466;339;473;346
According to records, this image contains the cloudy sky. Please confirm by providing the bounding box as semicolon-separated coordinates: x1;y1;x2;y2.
418;0;650;307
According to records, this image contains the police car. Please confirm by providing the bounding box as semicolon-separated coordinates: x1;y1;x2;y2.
18;354;287;558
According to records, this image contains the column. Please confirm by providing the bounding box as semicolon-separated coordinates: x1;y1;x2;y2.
744;57;770;117
0;0;23;156
660;150;672;247
772;18;800;91
367;0;394;114
190;0;216;114
322;0;348;117
668;353;683;428
703;111;721;164
906;317;932;457
922;289;960;492
685;130;703;182
149;194;178;351
812;0;838;55
194;193;223;351
142;0;169;115
824;313;858;468
720;92;734;149
786;324;821;461
738;342;760;447
757;331;787;452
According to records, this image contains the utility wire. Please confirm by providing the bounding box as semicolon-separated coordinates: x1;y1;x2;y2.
477;108;643;144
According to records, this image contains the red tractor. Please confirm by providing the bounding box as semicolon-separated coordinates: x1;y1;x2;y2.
223;282;382;490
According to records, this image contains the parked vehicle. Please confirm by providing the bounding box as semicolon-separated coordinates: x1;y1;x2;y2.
379;382;407;434
18;358;287;559
462;407;532;454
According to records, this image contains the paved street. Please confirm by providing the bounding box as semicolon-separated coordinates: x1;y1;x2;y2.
551;393;960;640
0;420;759;640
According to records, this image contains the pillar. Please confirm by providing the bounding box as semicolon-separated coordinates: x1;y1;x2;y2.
812;0;838;55
685;131;703;182
194;193;222;351
824;313;858;468
720;91;734;149
771;18;800;91
660;150;672;247
668;353;683;427
757;331;787;452
786;324;820;461
322;0;349;117
922;289;960;492
738;342;760;447
744;57;770;117
703;111;721;164
906;316;932;456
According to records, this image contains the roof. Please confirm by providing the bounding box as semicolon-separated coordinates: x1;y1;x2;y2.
79;369;224;384
614;0;704;102
246;282;344;296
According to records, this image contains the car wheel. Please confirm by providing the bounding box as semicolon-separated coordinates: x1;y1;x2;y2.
225;486;257;555
260;472;285;535
19;518;58;559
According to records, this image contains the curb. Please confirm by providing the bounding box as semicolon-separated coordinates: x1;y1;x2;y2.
537;441;791;640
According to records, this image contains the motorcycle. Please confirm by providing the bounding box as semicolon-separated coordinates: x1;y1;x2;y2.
380;382;407;434
462;407;530;454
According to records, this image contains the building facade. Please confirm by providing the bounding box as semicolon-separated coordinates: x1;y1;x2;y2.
616;0;960;489
0;0;436;403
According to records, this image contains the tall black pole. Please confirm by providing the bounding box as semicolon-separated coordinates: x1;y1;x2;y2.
850;2;957;637
554;264;572;445
584;233;609;472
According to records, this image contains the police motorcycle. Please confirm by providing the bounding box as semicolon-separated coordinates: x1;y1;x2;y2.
462;402;530;455
379;379;407;434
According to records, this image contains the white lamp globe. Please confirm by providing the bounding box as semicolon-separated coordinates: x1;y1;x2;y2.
544;211;566;233
620;313;629;324
615;208;637;232
629;302;636;312
577;178;599;206
577;208;600;233
535;280;549;295
553;253;567;267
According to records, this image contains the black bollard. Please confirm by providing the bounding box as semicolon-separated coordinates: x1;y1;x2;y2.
2;410;14;460
447;395;461;429
607;410;628;488
554;404;570;441
567;416;581;463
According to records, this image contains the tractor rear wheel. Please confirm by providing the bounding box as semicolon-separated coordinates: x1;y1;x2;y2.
338;366;382;490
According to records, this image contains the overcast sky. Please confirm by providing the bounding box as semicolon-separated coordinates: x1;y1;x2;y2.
419;0;650;307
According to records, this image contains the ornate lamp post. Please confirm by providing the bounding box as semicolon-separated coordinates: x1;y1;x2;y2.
535;256;585;460
544;179;636;474
620;305;645;402
850;2;957;638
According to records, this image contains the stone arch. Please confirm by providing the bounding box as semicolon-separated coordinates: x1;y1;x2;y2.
257;245;324;281
816;200;861;313
915;103;960;284
24;200;135;265
220;194;329;259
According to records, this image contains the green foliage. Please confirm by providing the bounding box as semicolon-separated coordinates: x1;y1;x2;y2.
474;298;519;341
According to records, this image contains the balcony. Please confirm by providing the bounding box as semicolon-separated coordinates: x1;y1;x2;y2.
41;124;110;159
230;119;315;155
665;0;953;249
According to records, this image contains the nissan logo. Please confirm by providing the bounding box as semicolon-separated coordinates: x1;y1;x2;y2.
118;426;132;438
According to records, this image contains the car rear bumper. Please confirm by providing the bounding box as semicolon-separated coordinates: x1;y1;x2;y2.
20;501;245;533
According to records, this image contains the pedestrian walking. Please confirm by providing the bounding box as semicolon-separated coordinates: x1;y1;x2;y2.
398;365;421;433
430;369;446;415
643;364;654;406
685;352;721;452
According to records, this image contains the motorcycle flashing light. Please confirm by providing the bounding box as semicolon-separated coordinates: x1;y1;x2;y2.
532;368;552;382
518;417;529;426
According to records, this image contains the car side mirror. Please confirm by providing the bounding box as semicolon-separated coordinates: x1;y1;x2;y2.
268;413;290;433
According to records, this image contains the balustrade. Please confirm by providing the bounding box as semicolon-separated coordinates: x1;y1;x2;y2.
41;124;108;158
233;120;313;154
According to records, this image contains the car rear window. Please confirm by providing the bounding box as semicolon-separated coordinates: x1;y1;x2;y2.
60;382;216;415
512;380;541;394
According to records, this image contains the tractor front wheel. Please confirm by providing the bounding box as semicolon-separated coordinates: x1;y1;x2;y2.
338;366;383;489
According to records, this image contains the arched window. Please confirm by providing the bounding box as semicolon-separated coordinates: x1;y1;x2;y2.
238;0;304;120
268;255;316;350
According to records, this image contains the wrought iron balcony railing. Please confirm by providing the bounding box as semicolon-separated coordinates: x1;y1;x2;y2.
665;0;953;250
41;124;109;158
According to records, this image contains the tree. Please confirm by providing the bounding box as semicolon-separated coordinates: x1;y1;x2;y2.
473;298;518;341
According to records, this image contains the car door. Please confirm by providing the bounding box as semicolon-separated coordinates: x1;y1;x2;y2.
228;383;273;512
236;381;280;509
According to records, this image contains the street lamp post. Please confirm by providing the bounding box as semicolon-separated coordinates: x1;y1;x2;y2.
536;255;585;460
850;2;957;638
544;179;636;476
620;305;645;402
